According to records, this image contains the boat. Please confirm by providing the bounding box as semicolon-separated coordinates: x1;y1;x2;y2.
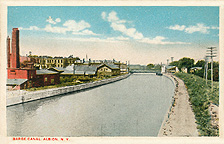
156;72;163;76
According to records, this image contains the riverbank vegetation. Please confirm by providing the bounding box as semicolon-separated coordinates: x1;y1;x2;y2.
26;74;122;91
175;72;219;136
170;57;219;81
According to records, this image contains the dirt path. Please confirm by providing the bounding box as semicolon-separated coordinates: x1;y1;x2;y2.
158;73;198;137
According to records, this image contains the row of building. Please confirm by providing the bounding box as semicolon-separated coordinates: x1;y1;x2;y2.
7;28;128;90
162;65;202;73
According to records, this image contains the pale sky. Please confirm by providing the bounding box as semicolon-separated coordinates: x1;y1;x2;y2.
8;6;219;65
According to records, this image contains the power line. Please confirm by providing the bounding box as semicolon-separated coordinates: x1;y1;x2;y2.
206;47;217;91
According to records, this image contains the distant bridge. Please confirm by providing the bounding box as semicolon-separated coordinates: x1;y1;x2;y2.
129;70;161;73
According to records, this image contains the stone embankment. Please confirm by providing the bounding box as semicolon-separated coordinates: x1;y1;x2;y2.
158;73;198;137
209;103;219;131
6;74;131;107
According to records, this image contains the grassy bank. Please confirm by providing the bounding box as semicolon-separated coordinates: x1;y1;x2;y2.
26;74;123;91
175;72;219;136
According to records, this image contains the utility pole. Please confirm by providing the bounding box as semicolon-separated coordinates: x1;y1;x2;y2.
167;59;169;66
171;57;174;63
204;56;208;85
206;47;217;91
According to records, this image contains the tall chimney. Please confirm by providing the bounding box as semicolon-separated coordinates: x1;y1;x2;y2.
11;28;20;68
7;36;11;68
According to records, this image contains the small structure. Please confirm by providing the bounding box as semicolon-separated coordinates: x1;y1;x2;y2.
52;64;98;78
166;66;179;73
97;64;120;76
190;67;202;73
7;79;28;90
35;69;60;87
119;63;129;74
58;65;74;77
74;65;98;77
161;65;166;73
181;67;188;73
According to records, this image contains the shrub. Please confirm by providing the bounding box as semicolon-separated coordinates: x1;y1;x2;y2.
175;73;219;136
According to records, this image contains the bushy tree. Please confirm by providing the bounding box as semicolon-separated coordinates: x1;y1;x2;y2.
178;57;194;73
169;61;179;67
194;69;204;78
147;63;154;69
195;60;205;69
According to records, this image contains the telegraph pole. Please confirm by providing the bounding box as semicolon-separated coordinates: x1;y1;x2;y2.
206;47;217;91
204;56;208;85
171;57;174;63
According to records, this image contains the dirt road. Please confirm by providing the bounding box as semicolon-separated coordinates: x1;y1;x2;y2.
158;73;198;137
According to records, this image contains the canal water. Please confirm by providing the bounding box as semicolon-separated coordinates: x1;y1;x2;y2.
7;73;175;137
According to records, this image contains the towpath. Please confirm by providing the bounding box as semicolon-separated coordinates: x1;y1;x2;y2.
158;73;198;137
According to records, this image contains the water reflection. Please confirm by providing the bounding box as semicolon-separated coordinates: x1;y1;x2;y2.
7;74;174;137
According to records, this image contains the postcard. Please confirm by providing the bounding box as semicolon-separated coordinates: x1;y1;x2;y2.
0;0;223;144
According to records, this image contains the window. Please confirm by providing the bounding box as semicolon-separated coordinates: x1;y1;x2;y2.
10;70;16;75
45;77;48;82
51;79;54;84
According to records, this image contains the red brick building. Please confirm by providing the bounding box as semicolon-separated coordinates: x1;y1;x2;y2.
7;28;60;90
35;69;60;87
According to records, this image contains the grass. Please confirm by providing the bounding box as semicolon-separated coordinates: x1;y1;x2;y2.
26;74;125;91
175;72;219;136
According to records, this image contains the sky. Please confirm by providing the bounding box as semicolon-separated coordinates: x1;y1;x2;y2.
7;6;219;65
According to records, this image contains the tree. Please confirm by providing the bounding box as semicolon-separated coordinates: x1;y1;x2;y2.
194;69;204;78
213;67;219;81
63;58;69;68
147;63;154;69
195;60;205;69
178;57;194;73
154;64;161;70
213;61;219;69
169;61;179;67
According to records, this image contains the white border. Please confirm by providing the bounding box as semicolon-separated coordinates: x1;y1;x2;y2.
0;1;223;144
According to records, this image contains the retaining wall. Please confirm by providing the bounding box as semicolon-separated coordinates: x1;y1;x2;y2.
7;74;131;107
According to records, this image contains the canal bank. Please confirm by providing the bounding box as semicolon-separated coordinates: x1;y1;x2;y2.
6;74;131;107
7;73;175;136
158;73;198;137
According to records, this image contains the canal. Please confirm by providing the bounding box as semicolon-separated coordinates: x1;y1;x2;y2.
7;73;175;137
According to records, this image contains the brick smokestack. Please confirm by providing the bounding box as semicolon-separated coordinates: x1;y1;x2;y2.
7;36;10;68
11;28;20;68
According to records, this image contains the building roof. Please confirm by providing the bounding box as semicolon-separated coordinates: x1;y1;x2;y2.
36;69;58;75
107;64;119;69
61;70;74;75
7;79;28;85
65;65;74;70
97;63;119;69
60;65;74;74
190;67;202;69
74;65;97;75
166;66;177;70
53;67;65;71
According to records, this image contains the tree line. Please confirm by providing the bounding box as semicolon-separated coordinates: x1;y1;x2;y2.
169;57;219;81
